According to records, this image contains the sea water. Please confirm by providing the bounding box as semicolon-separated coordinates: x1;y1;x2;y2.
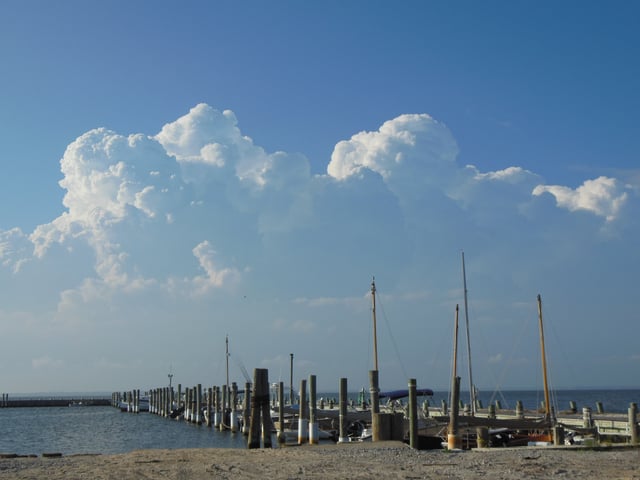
1;389;638;455
429;388;640;414
0;405;246;455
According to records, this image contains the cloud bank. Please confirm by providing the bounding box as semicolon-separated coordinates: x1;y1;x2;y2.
0;103;638;392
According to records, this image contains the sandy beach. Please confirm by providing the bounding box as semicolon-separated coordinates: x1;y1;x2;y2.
1;442;638;480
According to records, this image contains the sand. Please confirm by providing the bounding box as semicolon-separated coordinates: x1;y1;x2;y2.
1;442;639;479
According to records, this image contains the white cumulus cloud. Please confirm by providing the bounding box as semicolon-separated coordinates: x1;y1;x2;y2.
533;176;628;221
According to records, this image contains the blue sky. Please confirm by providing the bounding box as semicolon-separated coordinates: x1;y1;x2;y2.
1;1;639;395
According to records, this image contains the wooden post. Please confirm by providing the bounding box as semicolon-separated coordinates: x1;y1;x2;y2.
629;403;638;445
248;369;264;448
441;399;448;416
338;378;349;443
230;382;239;432
196;384;202;424
260;372;273;449
369;370;380;442
243;382;251;435
206;388;213;427
214;386;222;428
309;375;318;444
277;382;286;444
553;425;565;446
476;427;489;448
488;404;496;419
220;385;228;430
448;376;461;449
247;368;272;449
408;378;417;449
298;379;308;444
184;388;190;422
190;387;196;422
177;384;182;417
516;400;524;419
583;407;593;428
596;401;604;414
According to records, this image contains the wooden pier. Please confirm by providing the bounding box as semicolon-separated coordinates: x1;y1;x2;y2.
1;395;111;408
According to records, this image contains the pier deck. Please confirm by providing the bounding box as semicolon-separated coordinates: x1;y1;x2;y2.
1;397;111;408
426;407;638;439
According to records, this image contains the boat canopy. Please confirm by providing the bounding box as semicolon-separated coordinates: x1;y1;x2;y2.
379;388;433;400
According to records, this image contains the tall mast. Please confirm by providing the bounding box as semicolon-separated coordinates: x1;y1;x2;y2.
537;294;552;421
461;251;476;415
452;304;460;388
371;277;379;372
225;334;230;393
448;304;461;445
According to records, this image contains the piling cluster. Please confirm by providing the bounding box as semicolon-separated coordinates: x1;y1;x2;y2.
113;368;639;450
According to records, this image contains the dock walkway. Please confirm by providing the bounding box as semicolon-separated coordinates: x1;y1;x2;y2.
1;396;111;408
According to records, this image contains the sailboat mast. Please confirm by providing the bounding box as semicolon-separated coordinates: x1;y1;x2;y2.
448;304;461;445
452;304;459;383
225;334;230;393
461;251;476;415
371;277;379;372
537;294;552;421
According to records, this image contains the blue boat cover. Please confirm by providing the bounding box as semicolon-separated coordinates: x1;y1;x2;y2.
379;388;433;400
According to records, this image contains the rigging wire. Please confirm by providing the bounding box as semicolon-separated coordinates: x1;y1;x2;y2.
376;291;410;381
487;307;533;410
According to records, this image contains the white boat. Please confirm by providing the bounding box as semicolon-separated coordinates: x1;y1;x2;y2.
118;395;149;412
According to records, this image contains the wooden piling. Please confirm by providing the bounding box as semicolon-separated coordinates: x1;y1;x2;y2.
516;400;524;419
298;378;308;444
569;400;577;413
309;375;318;444
184;388;190;421
277;381;285;444
448;376;461;449
338;378;348;443
247;368;271;449
242;382;251;435
596;401;604;414
212;387;220;427
629;403;638;445
196;384;202;424
553;425;565;446
583;407;593;428
369;370;380;441
476;427;489;448
408;378;417;449
220;385;228;430
177;384;182;415
230;382;239;432
206;388;213;427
